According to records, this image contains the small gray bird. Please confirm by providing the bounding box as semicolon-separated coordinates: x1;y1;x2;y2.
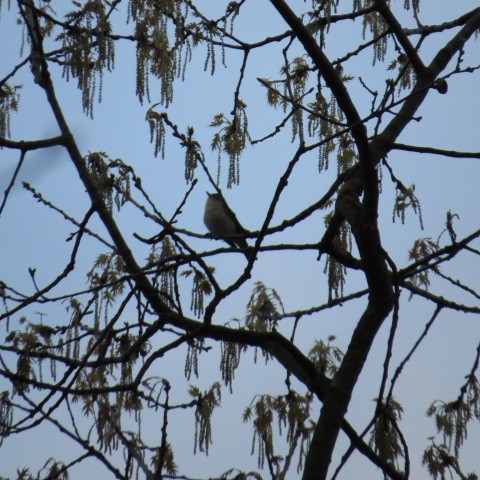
203;192;250;258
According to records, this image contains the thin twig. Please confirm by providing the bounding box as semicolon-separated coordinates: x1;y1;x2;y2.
0;149;26;218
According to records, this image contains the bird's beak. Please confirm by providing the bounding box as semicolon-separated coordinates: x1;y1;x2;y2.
206;191;213;196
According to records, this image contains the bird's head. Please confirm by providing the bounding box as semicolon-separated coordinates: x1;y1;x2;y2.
206;191;223;203
207;192;221;198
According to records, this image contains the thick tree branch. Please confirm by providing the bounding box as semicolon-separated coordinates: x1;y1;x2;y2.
371;7;480;160
374;0;426;74
0;135;65;150
392;143;480;158
139;315;403;479
265;4;399;478
404;7;480;36
268;0;368;152
19;2;173;322
267;0;375;207
304;228;394;479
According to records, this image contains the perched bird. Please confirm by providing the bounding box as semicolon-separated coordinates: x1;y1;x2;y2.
203;192;250;258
